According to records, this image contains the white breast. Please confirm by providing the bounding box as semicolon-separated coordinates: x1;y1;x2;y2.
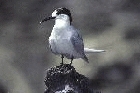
49;26;80;59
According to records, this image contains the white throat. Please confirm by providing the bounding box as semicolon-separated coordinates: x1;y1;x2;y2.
54;19;70;28
53;14;71;28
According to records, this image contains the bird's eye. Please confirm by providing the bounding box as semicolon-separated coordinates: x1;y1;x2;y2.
56;11;61;15
56;12;59;15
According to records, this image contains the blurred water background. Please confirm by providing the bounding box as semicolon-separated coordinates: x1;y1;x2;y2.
0;0;140;93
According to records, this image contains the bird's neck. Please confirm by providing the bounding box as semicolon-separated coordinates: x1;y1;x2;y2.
54;19;71;28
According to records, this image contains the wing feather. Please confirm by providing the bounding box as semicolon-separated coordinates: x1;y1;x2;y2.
70;29;85;56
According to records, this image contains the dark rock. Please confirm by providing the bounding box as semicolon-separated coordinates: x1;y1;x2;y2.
44;64;94;93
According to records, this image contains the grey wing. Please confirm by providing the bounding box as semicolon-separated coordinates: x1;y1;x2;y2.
70;29;89;62
70;31;85;56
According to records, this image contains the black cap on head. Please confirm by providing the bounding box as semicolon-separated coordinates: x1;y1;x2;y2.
40;7;72;24
56;7;72;23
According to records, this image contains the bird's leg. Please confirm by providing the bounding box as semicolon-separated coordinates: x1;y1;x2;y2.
61;55;64;65
70;57;73;65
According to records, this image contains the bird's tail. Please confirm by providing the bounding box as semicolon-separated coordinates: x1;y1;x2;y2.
82;55;89;63
84;48;105;53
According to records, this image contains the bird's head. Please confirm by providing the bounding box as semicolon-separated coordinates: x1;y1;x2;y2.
40;7;72;24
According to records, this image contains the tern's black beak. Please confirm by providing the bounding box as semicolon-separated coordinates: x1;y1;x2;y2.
40;16;55;23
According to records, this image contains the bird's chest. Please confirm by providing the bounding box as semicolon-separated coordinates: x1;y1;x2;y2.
49;31;71;47
49;28;73;53
49;28;72;40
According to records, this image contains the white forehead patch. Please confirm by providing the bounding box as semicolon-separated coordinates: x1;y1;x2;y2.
52;10;57;17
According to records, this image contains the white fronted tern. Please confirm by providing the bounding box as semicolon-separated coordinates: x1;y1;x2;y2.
40;7;105;64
